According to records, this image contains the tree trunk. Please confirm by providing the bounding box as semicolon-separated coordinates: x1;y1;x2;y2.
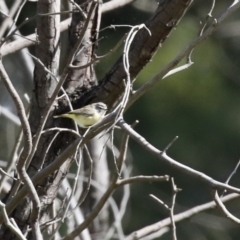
0;0;193;239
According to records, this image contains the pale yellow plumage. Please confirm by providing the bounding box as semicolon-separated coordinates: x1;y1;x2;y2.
54;102;107;128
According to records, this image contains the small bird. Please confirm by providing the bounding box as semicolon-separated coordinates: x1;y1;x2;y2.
53;102;108;128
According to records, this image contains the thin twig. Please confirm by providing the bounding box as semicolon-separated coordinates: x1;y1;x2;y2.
117;175;170;186
2;0;135;57
103;24;151;135
187;0;216;61
69;0;87;19
110;129;120;175
1;10;77;46
162;62;193;79
23;1;98;171
129;1;240;106
0;130;23;194
0;168;17;181
162;136;179;153
103;0;136;13
0;0;22;39
42;127;80;136
68;34;125;69
0;201;27;240
150;194;170;210
126;193;240;240
61;122;130;239
0;61;42;239
169;178;180;240
62;149;82;220
77;145;93;206
6;0;27;38
118;118;240;194
221;159;240;197
214;190;240;224
104;166;131;240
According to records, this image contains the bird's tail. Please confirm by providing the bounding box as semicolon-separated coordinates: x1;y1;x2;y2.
53;115;63;118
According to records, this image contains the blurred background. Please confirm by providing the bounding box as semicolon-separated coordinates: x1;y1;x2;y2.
1;0;240;239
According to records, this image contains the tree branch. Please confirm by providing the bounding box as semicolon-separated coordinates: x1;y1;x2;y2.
1;0;135;57
118;118;240;194
126;193;240;240
0;61;42;239
129;1;240;106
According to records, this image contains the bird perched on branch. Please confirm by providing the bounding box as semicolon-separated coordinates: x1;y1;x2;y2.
54;102;108;128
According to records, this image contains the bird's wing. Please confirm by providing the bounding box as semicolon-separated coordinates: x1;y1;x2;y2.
70;108;94;117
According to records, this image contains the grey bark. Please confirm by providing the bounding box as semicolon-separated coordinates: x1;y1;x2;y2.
0;0;193;239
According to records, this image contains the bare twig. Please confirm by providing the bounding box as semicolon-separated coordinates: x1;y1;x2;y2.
6;0;28;38
2;114;114;221
48;186;71;240
221;159;240;197
103;0;136;13
129;1;240;106
225;159;240;186
126;193;240;240
0;106;20;125
44;176;120;237
57;179;91;239
0;129;23;194
162;136;179;153
42;127;80;136
0;9;8;18
162;62;193;79
0;1;34;81
0;168;17;182
110;129;121;175
150;178;180;240
214;190;240;224
118;118;240;194
1;10;76;47
105;166;131;240
2;0;135;57
0;201;27;240
69;0;87;19
68;34;125;70
0;0;22;39
117;175;169;186
169;178;180;240
40;132;60;170
187;0;216;61
120;24;151;116
150;194;170;210
115;167;131;239
76;145;93;206
103;24;151;136
62;125;130;240
0;61;42;239
29;52;80;136
20;1;98;176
